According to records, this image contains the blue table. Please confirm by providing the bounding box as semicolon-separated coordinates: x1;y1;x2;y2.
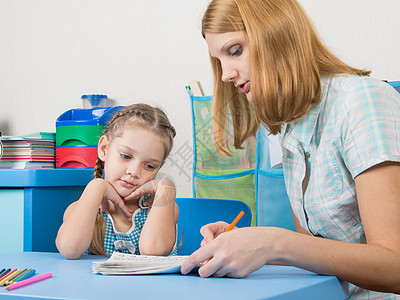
0;252;347;299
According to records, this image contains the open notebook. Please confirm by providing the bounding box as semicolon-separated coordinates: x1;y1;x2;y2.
92;252;193;275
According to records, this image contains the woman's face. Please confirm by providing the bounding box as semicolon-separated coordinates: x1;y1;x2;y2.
205;31;252;101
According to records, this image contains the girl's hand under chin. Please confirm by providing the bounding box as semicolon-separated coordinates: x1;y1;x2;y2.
95;178;134;221
123;178;176;207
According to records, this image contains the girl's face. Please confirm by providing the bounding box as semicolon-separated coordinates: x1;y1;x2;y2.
98;127;166;198
205;31;252;102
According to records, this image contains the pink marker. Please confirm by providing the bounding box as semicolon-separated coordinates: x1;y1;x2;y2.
6;273;52;291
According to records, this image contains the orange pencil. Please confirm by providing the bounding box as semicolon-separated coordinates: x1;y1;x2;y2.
5;269;28;285
224;211;245;232
0;269;20;286
6;269;31;285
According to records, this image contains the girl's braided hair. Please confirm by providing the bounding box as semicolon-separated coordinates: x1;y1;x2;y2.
93;103;176;179
89;103;176;256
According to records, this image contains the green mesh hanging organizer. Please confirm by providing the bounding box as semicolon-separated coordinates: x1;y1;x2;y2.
188;87;295;229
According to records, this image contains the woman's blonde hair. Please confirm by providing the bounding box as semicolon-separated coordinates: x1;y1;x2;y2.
202;0;370;155
88;103;176;256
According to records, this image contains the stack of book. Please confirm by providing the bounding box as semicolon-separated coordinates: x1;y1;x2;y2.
0;132;56;169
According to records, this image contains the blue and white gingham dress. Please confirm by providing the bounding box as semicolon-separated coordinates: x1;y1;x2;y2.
101;196;178;257
281;75;400;299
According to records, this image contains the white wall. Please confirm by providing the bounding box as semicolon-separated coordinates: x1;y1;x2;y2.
1;0;399;197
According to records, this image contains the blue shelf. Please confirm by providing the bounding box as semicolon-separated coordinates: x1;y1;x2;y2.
0;168;94;187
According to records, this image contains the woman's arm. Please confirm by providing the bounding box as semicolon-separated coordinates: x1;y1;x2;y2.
277;162;400;293
182;162;400;294
56;178;132;259
126;178;178;256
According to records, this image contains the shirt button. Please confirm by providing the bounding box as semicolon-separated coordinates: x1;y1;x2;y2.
306;152;311;158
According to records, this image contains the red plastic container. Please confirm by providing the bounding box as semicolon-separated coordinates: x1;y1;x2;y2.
56;146;98;168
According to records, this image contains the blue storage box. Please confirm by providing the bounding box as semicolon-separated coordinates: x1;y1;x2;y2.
56;106;124;127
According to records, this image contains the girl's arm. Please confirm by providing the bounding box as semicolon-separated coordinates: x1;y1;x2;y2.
182;162;400;294
56;178;132;259
125;178;178;256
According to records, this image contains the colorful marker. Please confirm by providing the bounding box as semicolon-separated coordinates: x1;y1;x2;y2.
6;269;31;285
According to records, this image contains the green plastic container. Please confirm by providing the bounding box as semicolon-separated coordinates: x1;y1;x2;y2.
56;125;104;146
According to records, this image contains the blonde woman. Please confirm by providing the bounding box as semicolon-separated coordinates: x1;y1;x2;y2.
181;0;400;298
56;104;178;259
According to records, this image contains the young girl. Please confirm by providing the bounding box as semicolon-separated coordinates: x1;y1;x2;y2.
56;103;179;259
181;0;400;299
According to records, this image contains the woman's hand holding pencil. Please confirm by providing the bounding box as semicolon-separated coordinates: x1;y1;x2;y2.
182;211;277;278
198;211;244;266
200;211;244;247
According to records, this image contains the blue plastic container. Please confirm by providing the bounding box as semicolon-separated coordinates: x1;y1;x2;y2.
56;106;124;127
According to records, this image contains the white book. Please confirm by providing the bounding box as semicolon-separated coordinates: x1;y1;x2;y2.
0;161;55;169
92;252;194;275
